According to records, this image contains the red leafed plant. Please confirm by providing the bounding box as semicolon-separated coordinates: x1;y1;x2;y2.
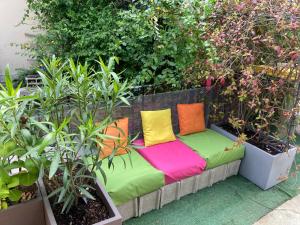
197;0;300;148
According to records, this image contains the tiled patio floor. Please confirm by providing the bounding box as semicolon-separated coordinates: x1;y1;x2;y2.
254;194;300;225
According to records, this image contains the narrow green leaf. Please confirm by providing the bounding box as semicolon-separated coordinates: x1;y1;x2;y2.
97;165;107;185
63;168;69;186
4;66;14;96
49;151;60;179
48;187;63;199
62;193;75;213
120;96;130;106
78;187;95;200
21;129;33;145
58;188;67;203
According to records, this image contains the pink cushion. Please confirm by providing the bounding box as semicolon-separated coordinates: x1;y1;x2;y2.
134;139;207;184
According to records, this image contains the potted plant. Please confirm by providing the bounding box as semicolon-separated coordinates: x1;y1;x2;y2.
30;56;132;225
211;124;297;190
0;66;49;225
201;0;300;189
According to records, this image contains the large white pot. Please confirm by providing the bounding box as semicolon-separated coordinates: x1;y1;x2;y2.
211;124;297;190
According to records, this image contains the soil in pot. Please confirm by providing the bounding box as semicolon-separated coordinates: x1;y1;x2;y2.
43;177;110;225
220;123;286;155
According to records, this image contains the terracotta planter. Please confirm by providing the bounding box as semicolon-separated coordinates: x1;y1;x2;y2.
38;179;122;225
0;185;45;225
211;124;297;190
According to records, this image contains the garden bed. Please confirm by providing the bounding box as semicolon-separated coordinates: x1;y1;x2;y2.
39;178;122;225
220;123;286;155
43;177;109;225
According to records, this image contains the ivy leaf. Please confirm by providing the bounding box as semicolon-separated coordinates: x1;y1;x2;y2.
8;189;22;202
24;159;39;175
0;146;8;157
0;189;10;199
1;141;17;157
0;168;10;183
7;175;19;188
18;172;38;186
6;161;24;171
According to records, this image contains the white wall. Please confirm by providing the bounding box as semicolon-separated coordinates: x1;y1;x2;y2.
0;0;33;80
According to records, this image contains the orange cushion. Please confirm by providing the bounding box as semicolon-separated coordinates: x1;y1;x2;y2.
100;118;129;159
177;103;206;135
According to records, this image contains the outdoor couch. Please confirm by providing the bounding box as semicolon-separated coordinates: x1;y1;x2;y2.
96;129;245;221
94;89;245;221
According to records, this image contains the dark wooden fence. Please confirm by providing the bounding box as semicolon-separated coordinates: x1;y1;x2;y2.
99;88;212;136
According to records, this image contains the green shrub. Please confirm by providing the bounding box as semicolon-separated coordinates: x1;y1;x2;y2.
25;0;215;92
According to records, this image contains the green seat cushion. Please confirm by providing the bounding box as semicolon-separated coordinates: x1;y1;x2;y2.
95;150;165;206
179;129;245;169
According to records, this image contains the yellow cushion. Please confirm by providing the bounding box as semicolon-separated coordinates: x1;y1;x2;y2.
141;109;176;147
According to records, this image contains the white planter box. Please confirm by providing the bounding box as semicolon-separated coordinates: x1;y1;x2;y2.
117;198;138;221
179;176;197;198
195;170;211;191
138;190;161;216
209;164;227;185
118;159;241;221
160;182;180;208
211;124;297;190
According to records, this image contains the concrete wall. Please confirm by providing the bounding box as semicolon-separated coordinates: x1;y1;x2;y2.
0;0;34;80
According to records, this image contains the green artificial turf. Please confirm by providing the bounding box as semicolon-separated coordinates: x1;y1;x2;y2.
125;152;300;225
